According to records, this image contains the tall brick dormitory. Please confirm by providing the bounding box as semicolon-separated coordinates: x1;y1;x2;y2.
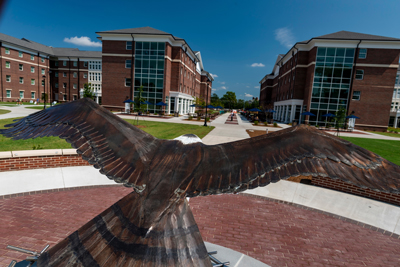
259;31;400;131
0;27;213;115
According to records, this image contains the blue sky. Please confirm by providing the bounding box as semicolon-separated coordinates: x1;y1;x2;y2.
0;0;399;100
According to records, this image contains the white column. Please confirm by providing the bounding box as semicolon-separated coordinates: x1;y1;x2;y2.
167;97;171;114
395;113;399;128
174;97;178;114
290;105;296;122
184;99;187;114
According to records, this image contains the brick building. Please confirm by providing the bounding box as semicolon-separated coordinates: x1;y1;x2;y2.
96;27;213;114
259;31;400;131
0;33;101;104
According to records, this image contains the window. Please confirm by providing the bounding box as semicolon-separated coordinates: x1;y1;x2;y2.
19;51;23;58
125;78;131;87
31;55;34;60
125;60;131;68
73;61;77;67
73;95;77;101
396;75;399;85
19;91;24;98
73;72;77;78
31;92;35;99
126;41;132;50
31;79;35;85
63;61;67;66
5;48;10;54
63;72;67;77
19;64;23;71
352;91;361;100
73;83;77;89
63;83;67;88
31;66;35;73
6;75;11;82
55;61;59;66
55;72;58;77
63;94;67;101
19;77;23;84
41;80;44;86
41;57;45;63
5;61;10;68
55;83;59;88
41;69;45;75
355;70;364;80
83;73;87;78
359;49;367;59
83;61;88;67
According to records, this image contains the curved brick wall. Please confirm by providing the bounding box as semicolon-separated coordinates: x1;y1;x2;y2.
0;154;89;172
0;150;399;207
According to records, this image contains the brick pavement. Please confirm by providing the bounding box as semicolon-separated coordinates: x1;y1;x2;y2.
1;187;400;266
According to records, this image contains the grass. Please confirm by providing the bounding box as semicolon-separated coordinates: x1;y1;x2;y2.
25;106;47;110
125;119;214;139
0;109;11;115
0;117;214;151
341;137;400;165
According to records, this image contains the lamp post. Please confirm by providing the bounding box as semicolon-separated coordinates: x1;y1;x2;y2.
42;75;46;109
203;80;210;127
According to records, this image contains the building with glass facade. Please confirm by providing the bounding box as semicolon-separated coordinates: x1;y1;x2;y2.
259;31;400;131
97;27;213;115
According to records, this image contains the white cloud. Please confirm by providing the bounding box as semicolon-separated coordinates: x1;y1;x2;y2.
64;36;102;47
246;86;249;88
274;27;295;49
254;86;259;89
212;88;216;91
221;86;227;90
251;63;265;67
245;93;253;98
220;81;226;84
210;73;218;78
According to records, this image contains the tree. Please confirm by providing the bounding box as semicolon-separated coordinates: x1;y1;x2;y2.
210;93;222;107
82;83;95;100
134;85;146;112
221;91;237;109
334;106;347;136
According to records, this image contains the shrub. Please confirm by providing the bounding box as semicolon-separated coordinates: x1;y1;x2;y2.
254;121;259;125
205;117;210;122
188;116;193;120
273;122;278;127
197;116;201;121
264;122;268;126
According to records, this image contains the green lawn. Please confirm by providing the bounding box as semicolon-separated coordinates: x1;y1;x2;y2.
367;131;400;138
341;137;400;165
0;109;11;115
25;106;47;110
0;117;214;151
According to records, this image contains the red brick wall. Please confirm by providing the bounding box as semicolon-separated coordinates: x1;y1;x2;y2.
1;46;50;102
0;155;89;172
311;176;400;206
102;40;133;106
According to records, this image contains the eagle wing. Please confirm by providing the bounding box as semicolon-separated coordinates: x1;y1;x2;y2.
177;125;400;197
0;98;162;192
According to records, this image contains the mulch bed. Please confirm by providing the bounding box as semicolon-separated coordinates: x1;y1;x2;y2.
246;129;268;138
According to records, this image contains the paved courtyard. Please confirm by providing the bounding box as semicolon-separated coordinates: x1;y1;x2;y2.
0;186;399;266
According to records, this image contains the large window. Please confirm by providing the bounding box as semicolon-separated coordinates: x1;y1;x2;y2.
126;41;132;50
134;42;165;113
31;92;35;99
5;48;10;54
125;60;131;68
6;90;11;98
355;70;364;80
310;47;355;125
352;91;361;101
359;49;367;59
5;61;10;68
31;66;35;73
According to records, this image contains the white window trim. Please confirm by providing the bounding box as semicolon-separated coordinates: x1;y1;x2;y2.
5;61;10;68
125;78;131;87
6;89;11;98
19;77;24;84
359;49;367;59
6;75;11;82
31;79;35;85
19;64;23;71
355;69;364;80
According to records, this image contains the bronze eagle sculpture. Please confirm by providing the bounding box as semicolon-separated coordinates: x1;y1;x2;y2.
1;98;400;266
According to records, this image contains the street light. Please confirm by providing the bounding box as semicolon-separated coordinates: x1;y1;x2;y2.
42;75;46;109
203;79;210;127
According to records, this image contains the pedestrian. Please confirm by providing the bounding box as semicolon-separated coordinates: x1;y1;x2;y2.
231;111;234;121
